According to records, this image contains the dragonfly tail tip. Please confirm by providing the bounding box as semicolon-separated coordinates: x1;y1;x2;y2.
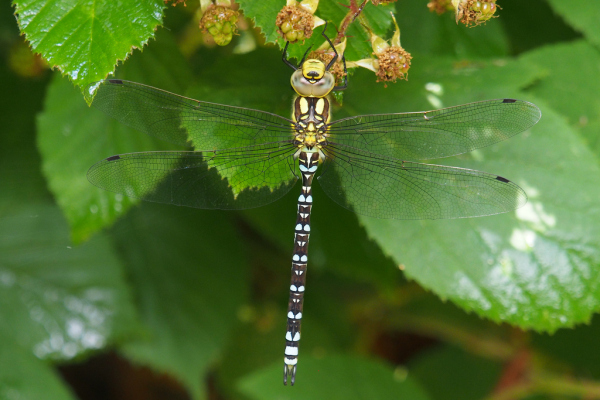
284;363;296;386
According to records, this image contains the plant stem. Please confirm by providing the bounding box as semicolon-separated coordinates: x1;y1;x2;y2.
486;375;600;400
335;0;370;45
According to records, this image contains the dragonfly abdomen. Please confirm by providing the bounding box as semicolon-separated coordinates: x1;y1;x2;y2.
284;150;319;386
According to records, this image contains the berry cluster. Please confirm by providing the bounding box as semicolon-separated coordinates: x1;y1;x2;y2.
276;5;315;42
199;5;239;46
456;0;498;26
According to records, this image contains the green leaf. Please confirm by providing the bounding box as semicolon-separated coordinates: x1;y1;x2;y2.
518;40;600;156
217;273;356;396
114;204;249;399
0;204;138;361
0;337;76;400
242;184;400;289
340;56;600;331
0;25;136;395
238;354;431;400
410;346;503;400
0;59;51;211
395;0;509;58
13;0;165;89
38;74;137;243
37;30;193;242
235;0;282;44
236;0;394;61
339;55;543;118
218;311;289;396
499;0;580;54
323;1;396;61
546;0;600;48
187;47;291;115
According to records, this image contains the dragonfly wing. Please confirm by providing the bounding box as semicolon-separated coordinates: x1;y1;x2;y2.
318;145;527;219
86;80;295;148
327;99;541;160
87;145;299;210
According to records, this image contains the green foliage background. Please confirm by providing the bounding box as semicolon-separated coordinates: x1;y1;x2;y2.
3;0;600;399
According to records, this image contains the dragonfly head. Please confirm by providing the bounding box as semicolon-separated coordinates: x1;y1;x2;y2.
291;59;335;98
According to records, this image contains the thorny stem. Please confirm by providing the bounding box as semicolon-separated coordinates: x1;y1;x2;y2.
334;0;370;45
388;312;518;360
353;285;518;361
485;374;600;400
355;287;600;400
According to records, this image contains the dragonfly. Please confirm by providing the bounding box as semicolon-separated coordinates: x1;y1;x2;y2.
86;28;541;385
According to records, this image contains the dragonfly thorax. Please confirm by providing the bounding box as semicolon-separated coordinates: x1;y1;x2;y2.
293;96;330;153
291;59;335;98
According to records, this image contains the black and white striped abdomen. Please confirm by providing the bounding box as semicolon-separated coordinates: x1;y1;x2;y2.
284;150;319;385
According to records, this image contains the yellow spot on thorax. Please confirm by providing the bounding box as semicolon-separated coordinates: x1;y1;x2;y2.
315;98;325;115
299;97;309;114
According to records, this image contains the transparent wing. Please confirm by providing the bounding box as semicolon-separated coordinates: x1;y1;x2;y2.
87;144;299;210
318;145;527;219
327;99;541;160
86;79;296;148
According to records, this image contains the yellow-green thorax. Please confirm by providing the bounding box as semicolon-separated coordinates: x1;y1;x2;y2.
292;95;330;156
